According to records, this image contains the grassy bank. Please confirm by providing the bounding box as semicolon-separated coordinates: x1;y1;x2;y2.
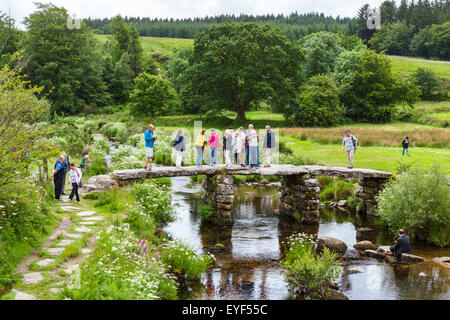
388;55;450;78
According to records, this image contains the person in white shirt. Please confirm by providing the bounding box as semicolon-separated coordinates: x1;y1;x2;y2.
224;129;234;167
248;128;259;168
68;162;82;202
235;127;246;167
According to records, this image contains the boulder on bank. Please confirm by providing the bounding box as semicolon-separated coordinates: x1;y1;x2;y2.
432;257;450;269
365;249;386;259
317;236;347;252
79;174;118;195
353;240;377;250
399;253;425;263
326;289;348;300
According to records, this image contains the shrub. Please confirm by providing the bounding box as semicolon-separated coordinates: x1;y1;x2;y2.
161;240;213;280
377;163;450;247
280;233;342;299
411;67;447;101
100;122;128;142
198;204;215;222
319;177;357;202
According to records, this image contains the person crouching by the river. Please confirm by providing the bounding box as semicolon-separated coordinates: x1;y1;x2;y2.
248;127;259;168
68;163;82;202
144;124;156;170
390;229;411;258
209;128;219;166
195;129;206;166
263;125;275;167
224;129;234;167
174;129;185;168
52;155;65;201
402;136;410;156
342;130;358;169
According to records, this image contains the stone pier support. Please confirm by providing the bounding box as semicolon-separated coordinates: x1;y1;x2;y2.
278;175;320;224
202;174;235;226
354;177;389;216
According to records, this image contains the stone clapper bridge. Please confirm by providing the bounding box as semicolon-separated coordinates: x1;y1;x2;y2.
82;164;393;226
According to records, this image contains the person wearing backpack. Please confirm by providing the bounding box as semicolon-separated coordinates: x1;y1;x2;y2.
173;129;185;168
342;130;358;169
402;136;410;156
68;162;82;202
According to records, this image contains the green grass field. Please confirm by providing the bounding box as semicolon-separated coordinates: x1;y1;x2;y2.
388;55;450;78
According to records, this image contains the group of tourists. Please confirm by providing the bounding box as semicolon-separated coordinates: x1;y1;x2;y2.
52;153;83;202
152;124;276;169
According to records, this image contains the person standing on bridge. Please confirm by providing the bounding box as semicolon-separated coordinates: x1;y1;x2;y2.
224;129;234;167
248;127;259;168
144;124;157;170
263;125;275;167
244;124;254;165
173;129;185;168
342;130;358;169
209;129;219;166
195;129;206;166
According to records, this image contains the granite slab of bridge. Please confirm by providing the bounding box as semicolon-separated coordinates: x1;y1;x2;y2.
110;165;392;225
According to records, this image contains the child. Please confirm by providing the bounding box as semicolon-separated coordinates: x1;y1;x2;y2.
69;163;82;202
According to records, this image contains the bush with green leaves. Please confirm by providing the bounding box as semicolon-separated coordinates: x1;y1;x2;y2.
411;67;447;101
286;74;341;127
280;233;342;299
377;164;450;247
130;179;174;225
161;239;213;280
61;223;178;300
126;134;145;147
100;122;128;142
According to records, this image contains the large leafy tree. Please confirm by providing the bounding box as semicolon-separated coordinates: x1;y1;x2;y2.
300;31;344;77
185;23;305;121
333;50;420;123
23;3;108;114
369;22;414;55
0;12;22;66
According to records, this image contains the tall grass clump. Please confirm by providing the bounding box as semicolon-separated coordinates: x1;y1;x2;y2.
377;163;450;247
319;177;357;202
280;233;342;299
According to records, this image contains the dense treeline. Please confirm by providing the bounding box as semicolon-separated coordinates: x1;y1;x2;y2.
85;12;358;41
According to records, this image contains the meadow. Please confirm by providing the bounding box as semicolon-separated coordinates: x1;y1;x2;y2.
388;55;450;78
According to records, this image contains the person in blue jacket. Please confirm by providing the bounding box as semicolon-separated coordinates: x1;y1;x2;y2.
144;124;157;170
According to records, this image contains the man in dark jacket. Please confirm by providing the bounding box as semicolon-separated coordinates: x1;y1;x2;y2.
52;156;65;201
390;229;411;258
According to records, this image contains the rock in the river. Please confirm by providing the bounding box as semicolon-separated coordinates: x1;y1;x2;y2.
326;289;349;300
353;240;377;250
317;236;347;252
365;249;387;259
399;253;425;263
337;200;347;207
432;257;450;269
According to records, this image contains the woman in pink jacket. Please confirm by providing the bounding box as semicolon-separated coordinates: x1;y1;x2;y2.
209;128;220;166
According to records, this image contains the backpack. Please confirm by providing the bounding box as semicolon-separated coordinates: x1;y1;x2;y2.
351;135;357;148
76;168;83;187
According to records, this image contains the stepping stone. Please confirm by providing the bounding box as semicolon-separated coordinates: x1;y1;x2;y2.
49;288;62;294
64;264;79;274
63;233;83;239
22;272;43;285
13;290;36;300
79;222;95;225
76;211;96;217
46;248;65;256
56;240;75;247
35;258;55;267
81;249;91;254
74;226;92;233
82;216;103;221
60;206;81;212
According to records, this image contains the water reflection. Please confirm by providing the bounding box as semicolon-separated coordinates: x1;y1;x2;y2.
166;177;450;300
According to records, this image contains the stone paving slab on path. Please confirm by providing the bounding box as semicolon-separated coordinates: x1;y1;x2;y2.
22;272;43;285
46;248;65;256
35;259;55;267
74;226;92;233
13;290;36;300
76;211;96;217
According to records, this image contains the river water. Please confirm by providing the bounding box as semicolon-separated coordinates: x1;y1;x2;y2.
165;176;450;300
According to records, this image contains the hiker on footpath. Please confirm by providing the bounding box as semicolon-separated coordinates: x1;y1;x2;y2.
209;128;220;166
195;129;206;166
263;125;276;167
389;229;411;258
402;136;410;156
173;129;185;168
248;126;259;168
60;153;70;195
52;155;65;201
68;162;82;202
342;130;358;169
144;124;157;170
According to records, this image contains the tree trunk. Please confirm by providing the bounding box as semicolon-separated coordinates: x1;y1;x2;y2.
235;104;247;121
43;158;48;183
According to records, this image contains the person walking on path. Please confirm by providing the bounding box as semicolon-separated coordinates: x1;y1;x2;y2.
173;129;186;168
144;124;157;170
60;153;70;195
248;127;259;168
342;130;358;169
195;129;206;166
263;125;276;167
52;155;65;201
68;162;82;202
209;129;220;166
402;136;410;156
389;229;411;258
